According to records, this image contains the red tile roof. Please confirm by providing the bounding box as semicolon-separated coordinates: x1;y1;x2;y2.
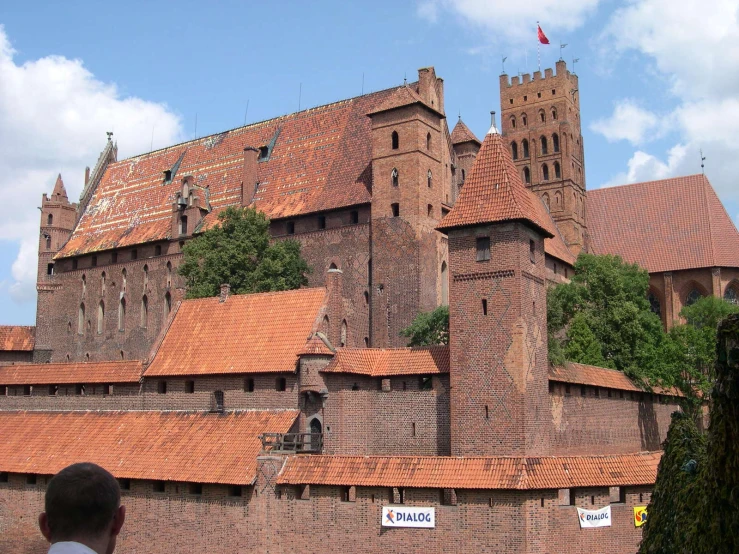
57;86;412;258
299;334;334;356
277;452;661;489
0;326;35;352
145;288;326;377
438;128;555;238
587;175;739;272
322;346;449;376
367;85;441;117
0;361;142;385
451;118;481;145
549;362;680;397
0;410;297;485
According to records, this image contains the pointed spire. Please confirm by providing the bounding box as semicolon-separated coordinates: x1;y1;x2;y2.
451;118;481;145
487;111;498;135
437;127;554;237
51;174;68;200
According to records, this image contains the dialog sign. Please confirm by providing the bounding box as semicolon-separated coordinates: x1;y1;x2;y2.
382;506;435;528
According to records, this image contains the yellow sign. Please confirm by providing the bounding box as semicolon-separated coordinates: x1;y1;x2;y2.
634;506;648;527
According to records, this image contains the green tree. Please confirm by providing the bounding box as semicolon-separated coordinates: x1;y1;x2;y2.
178;206;310;299
400;305;449;346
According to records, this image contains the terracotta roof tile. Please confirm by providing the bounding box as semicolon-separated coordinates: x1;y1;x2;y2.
0;360;142;385
299;334;334;356
145;288;326;377
437;128;554;238
450;118;481;145
57;86;412;258
550;362;680;396
0;410;297;485
0;326;35;352
587;175;739;272
277;452;661;489
367;84;441;117
322;346;449;376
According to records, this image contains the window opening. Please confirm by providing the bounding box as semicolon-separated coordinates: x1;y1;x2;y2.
482;299;488;315
245;378;255;392
542;164;549;181
419;376;433;390
554;162;561;179
185;380;195;394
391;203;399;217
350;210;359;224
426;133;431;150
391;131;399;150
476;237;491;261
78;303;85;335
540;136;548;155
511;141;518;160
287;221;295;235
157;381;167;394
427;170;432;188
522;139;529;158
553;133;560;153
391;168;399;187
523;167;531;184
118;298;126;331
47;214;53;225
276;377;287;392
318;215;326;230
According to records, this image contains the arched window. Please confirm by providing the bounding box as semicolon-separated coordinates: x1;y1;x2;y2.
427;170;432;188
97;301;104;334
391;168;399;187
511;142;518;160
542;193;550;210
551;108;557;120
164;292;172;320
121;269;127;293
539;110;545;123
542;164;550;181
118;298;126;331
648;291;661;318
552;133;560;153
554;162;561;179
101;272;106;295
143;265;148;289
47;214;53;225
340;320;347;347
540;136;548;155
78;303;85;335
725;284;739;305
441;261;448;305
81;274;86;295
522;114;528;127
523;167;531;184
45;236;51;250
166;262;172;288
141;296;148;328
391;131;399;150
426;133;431;150
510;115;517;129
180;215;188;236
686;288;703;306
522;139;530;158
554;191;562;208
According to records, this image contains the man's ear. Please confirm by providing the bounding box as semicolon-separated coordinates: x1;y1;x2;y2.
111;505;126;537
38;512;53;543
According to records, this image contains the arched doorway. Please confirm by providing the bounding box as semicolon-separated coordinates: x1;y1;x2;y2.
309;417;323;451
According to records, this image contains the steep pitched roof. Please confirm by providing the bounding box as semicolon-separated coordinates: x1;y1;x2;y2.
322;346;449;376
0;410;297;485
299;334;334;356
587;175;739;272
277;452;661;489
51;174;68;199
0;361;142;385
451;118;481;145
367;84;442;117
437;127;554;238
0;326;35;352
57;86;411;258
145;288;326;377
549;362;680;397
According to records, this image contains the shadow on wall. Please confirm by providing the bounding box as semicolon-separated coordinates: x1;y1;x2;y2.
638;399;661;451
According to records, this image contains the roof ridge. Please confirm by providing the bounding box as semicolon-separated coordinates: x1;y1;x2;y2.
591;173;705;193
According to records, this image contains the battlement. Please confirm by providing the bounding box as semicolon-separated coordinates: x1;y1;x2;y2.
500;60;575;88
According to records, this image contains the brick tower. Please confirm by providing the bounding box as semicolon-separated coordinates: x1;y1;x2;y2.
451;117;481;204
367;68;449;347
438;119;553;457
500;60;586;255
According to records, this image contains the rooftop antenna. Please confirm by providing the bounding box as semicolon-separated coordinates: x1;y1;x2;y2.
361;72;365;95
298;83;302;111
700;149;706;174
501;56;507;74
243;99;250;126
559;42;568;61
403;72;407;86
572;57;580;74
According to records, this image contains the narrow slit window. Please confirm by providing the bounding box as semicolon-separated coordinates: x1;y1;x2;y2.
482;299;488;315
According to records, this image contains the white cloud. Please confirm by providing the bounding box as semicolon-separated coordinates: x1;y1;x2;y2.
417;0;602;42
0;25;184;308
590;99;663;145
600;144;688;188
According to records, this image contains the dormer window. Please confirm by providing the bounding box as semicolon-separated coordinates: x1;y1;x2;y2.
258;146;270;160
163;170;172;184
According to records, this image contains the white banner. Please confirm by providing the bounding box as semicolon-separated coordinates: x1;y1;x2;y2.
577;506;612;528
382;506;435;528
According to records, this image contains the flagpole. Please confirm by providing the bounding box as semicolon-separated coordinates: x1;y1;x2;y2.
537;21;541;71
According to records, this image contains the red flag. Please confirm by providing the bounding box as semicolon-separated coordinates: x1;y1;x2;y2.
538;25;550;45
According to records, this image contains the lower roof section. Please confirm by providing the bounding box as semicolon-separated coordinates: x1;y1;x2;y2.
322;346;450;376
0;410;297;485
277;452;661;490
550;362;681;397
0;325;35;352
0;360;142;385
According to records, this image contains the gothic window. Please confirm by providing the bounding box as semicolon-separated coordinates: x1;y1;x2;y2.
441;261;449;305
539;110;545;123
121;269;127;293
554;191;562;208
522;139;530;158
97;301;104;334
118;298;126;331
141;296;148;328
47;214;53;226
340;320;347;347
554;162;561;179
427;170;432;188
81;274;86;295
391;131;399;150
686;288;703;306
523;166;531;184
648;291;661;318
78;303;85;335
551;108;557;120
540;136;548;155
511;142;518;160
180;215;188;236
45;236;51;249
542;164;550;181
553;133;560;153
725;285;738;305
143;265;148;289
166;262;172;288
426;133;431;150
542;193;550;210
101;272;106;295
522;114;528;127
391;168;399;187
510;115;517;129
164;291;172;320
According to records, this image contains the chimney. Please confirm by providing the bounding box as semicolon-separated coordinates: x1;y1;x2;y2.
219;283;231;303
84;166;90;187
241;147;259;206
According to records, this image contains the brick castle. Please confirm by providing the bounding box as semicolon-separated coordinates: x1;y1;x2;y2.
1;62;738;553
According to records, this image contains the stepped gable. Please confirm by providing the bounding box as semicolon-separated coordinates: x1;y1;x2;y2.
0;410;297;485
587;174;739;273
0;326;35;352
0;360;142;385
322;346;449;376
145;288;326;377
438;124;555;238
549;362;680;396
277;452;662;489
451;118;481;145
56;86;406;258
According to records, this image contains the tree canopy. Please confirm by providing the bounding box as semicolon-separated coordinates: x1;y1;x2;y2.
400;305;449;346
178;206;310;299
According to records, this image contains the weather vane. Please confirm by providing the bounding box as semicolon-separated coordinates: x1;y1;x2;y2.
501;56;507;75
700;149;706;174
559;42;567;61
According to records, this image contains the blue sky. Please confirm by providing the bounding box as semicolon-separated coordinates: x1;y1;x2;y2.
1;0;738;324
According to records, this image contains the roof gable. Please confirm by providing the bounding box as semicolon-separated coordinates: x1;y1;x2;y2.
451;118;480;145
587;174;739;272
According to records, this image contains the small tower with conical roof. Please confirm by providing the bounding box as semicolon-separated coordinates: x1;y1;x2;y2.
438;116;553;457
450;117;481;203
37;174;77;284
